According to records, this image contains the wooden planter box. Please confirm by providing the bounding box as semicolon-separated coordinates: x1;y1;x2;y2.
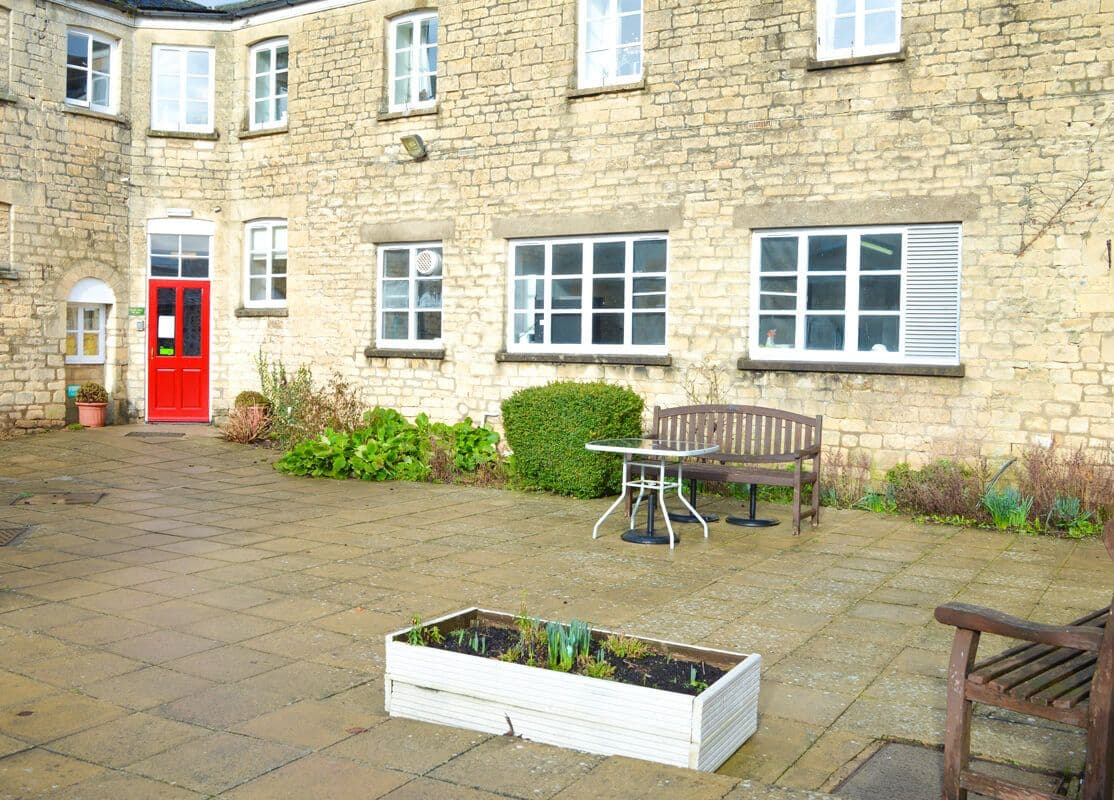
384;608;761;772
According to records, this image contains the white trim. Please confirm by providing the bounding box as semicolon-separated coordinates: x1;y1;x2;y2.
816;0;901;61
376;241;444;348
243;219;288;308
150;44;215;133
64;28;120;114
147;217;215;236
248;38;289;130
68;277;115;304
505;233;668;356
65;302;107;365
387;11;437;113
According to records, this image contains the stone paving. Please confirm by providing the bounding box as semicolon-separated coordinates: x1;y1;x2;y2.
0;425;1110;799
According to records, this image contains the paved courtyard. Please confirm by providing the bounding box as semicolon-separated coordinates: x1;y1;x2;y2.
0;425;1109;799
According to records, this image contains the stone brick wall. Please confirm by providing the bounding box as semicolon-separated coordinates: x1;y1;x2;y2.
4;0;1113;470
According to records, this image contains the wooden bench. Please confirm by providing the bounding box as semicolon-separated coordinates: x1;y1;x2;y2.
642;404;822;535
934;519;1114;800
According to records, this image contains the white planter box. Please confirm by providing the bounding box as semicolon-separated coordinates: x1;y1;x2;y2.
384;608;760;772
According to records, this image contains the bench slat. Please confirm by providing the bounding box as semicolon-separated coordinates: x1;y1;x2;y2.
982;647;1087;693
1003;650;1097;706
1051;669;1095;710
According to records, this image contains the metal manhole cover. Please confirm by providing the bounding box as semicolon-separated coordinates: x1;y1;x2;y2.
9;492;105;506
125;432;186;439
0;526;32;546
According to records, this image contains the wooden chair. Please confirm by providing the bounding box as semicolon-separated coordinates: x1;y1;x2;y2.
934;519;1114;800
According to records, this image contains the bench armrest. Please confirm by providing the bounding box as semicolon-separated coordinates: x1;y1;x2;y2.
794;445;821;459
935;602;1103;651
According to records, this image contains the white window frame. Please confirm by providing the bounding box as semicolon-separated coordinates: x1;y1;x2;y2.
816;0;901;61
749;224;962;366
147;218;215;280
243;219;288;308
150;45;215;133
376;242;444;348
577;0;643;89
65;29;118;114
506;233;668;356
66;303;106;365
387;11;437;112
248;38;288;130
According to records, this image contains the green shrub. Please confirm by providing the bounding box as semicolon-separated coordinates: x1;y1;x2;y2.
501;381;643;498
234;390;269;408
75;382;108;403
981;487;1034;530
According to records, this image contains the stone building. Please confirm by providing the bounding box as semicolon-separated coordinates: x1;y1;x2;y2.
1;0;1111;467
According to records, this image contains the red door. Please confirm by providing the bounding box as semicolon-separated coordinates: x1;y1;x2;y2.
147;280;210;422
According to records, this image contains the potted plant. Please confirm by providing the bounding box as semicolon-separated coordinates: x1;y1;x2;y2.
75;382;109;428
221;390;271;444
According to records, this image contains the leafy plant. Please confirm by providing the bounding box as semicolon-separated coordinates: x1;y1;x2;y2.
75;382;108;403
221;405;270;444
855;488;897;514
256;351;315;449
234;390;269;408
687;665;709;694
603;634;649;660
406;615;444;647
544;619;592;673
579;656;616;680
981;487;1034;530
501;381;643;498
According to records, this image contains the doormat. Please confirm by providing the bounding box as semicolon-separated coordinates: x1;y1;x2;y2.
125;432;185;439
833;742;1068;800
0;526;32;546
9;492;105;506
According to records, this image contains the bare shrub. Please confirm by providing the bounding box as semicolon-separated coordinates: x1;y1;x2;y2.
680;362;730;405
221;406;270;444
298;372;366;438
888;458;991;522
819;448;871;508
1017;444;1114;521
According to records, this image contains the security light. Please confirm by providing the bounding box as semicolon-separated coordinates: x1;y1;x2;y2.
400;134;428;161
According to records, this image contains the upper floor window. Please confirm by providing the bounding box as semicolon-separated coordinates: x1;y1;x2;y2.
66;30;116;113
378;243;443;346
388;12;437;111
579;0;642;89
816;0;901;61
249;39;288;130
245;220;287;307
66;304;106;364
508;234;667;354
148;218;213;279
151;45;214;133
750;224;961;365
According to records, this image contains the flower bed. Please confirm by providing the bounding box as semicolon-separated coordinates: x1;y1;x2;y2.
384;608;760;771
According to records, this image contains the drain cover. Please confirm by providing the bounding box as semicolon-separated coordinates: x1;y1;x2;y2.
0;526;32;546
125;432;185;439
9;492;105;506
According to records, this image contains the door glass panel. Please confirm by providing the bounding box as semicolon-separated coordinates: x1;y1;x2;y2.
156;287;176;356
182;289;202;357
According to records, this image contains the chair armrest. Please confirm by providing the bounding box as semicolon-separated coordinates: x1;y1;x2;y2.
935;602;1103;651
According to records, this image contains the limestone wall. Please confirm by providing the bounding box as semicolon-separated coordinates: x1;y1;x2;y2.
4;0;1113;469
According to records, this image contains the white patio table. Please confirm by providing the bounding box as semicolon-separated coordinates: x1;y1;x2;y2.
585;438;721;549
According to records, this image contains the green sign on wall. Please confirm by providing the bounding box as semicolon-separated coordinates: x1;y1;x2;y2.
128;307;145;316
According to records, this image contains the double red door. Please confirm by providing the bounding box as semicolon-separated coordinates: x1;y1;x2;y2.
147;280;210;422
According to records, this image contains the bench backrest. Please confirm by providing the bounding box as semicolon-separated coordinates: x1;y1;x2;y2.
652;404;822;463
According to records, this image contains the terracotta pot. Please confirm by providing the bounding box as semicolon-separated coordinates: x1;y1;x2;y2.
76;402;108;428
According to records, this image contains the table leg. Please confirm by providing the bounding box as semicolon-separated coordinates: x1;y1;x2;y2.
622;460;679;547
593;457;632;540
668;479;720;524
673;465;710;539
726;484;780;528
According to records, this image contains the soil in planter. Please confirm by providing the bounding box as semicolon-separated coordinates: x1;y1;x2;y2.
425;621;728;697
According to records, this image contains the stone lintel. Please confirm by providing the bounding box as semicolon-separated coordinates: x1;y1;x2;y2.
360;220;454;244
734;195;979;229
493;206;682;239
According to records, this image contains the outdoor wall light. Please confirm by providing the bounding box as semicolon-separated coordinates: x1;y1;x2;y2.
400;134;428;161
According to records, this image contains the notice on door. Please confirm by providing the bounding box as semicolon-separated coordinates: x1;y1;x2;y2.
157;315;175;339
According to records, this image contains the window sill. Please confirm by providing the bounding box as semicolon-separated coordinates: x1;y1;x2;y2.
63;104;130;126
235;306;288;318
364;346;445;360
0;87;17;105
376;106;438;122
238;124;288;140
805;48;906;71
0;268;18;281
567;78;646;100
497;351;671;367
147;128;220;141
737;357;963;378
65;358;107;366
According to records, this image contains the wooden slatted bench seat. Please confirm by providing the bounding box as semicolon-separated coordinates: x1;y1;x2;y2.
934;520;1114;800
642;404;822;535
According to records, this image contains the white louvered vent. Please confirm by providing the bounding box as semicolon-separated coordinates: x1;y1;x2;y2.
904;224;961;363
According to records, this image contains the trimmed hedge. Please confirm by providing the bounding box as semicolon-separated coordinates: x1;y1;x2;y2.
502;381;643;498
